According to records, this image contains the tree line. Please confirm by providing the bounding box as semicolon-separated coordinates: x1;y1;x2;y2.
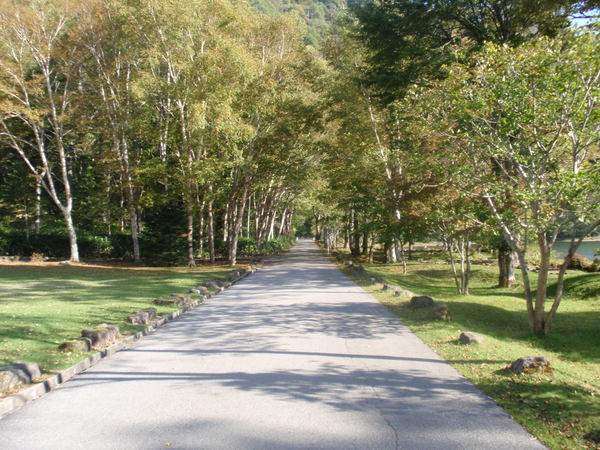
315;0;599;335
1;0;599;335
0;0;324;266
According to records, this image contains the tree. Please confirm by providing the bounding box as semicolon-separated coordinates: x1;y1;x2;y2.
78;0;149;262
0;0;87;261
223;15;324;265
322;26;447;265
421;29;600;334
349;0;593;102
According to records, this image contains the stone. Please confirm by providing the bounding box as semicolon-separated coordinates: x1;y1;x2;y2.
430;303;450;320
81;324;120;348
383;283;413;298
409;296;435;308
11;361;41;382
153;297;178;306
509;356;552;375
227;271;242;282
167;294;194;305
202;281;221;290
0;369;20;392
393;289;413;298
0;362;42;391
128;308;158;325
59;338;92;352
459;331;484;345
154;295;194;307
175;295;194;305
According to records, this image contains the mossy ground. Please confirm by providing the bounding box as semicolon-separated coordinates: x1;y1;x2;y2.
336;249;600;450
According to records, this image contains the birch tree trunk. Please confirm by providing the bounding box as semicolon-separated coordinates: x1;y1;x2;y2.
207;195;216;263
34;177;42;234
186;198;196;267
0;10;80;261
227;189;248;266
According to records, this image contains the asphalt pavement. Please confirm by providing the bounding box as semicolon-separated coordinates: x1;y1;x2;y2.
0;239;544;449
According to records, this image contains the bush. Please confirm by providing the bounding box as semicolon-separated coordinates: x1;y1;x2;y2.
526;246;561;269
138;231;187;266
2;233;71;259
259;237;294;255
79;236;113;258
108;234;133;259
30;252;45;262
568;253;596;272
237;237;258;257
0;232;136;260
0;234;8;255
0;231;296;263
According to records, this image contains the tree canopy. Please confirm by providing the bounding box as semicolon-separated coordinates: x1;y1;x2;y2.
0;0;598;335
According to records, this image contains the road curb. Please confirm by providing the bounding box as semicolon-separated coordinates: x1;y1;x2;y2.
0;266;257;419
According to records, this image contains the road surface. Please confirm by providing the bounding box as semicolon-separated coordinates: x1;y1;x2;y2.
0;239;544;449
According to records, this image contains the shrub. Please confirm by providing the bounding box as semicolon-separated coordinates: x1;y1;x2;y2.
30;252;45;262
107;234;132;258
568;253;595;271
3;233;71;259
0;232;135;260
79;236;113;258
237;237;257;257
0;234;8;255
259;237;294;255
138;231;186;266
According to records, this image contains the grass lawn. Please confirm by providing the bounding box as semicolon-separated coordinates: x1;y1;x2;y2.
340;251;600;450
0;261;238;377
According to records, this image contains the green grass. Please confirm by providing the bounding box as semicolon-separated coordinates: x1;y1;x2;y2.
0;262;238;376
341;253;600;450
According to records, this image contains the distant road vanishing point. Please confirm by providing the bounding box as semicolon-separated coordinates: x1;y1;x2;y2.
0;239;545;449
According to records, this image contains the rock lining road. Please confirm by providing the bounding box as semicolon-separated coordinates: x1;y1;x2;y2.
0;239;544;449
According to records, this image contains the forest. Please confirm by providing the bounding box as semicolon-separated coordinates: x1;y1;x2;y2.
0;0;330;267
0;0;599;336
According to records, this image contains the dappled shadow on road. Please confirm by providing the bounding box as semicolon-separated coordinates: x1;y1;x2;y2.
155;298;402;344
71;365;495;415
0;241;546;450
62;360;542;449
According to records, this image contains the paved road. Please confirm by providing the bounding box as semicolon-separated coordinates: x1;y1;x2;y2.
0;240;544;449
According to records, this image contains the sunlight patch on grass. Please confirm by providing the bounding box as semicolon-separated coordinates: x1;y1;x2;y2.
0;262;239;373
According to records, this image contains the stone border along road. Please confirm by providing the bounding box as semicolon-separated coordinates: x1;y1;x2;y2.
0;267;255;418
0;239;545;449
